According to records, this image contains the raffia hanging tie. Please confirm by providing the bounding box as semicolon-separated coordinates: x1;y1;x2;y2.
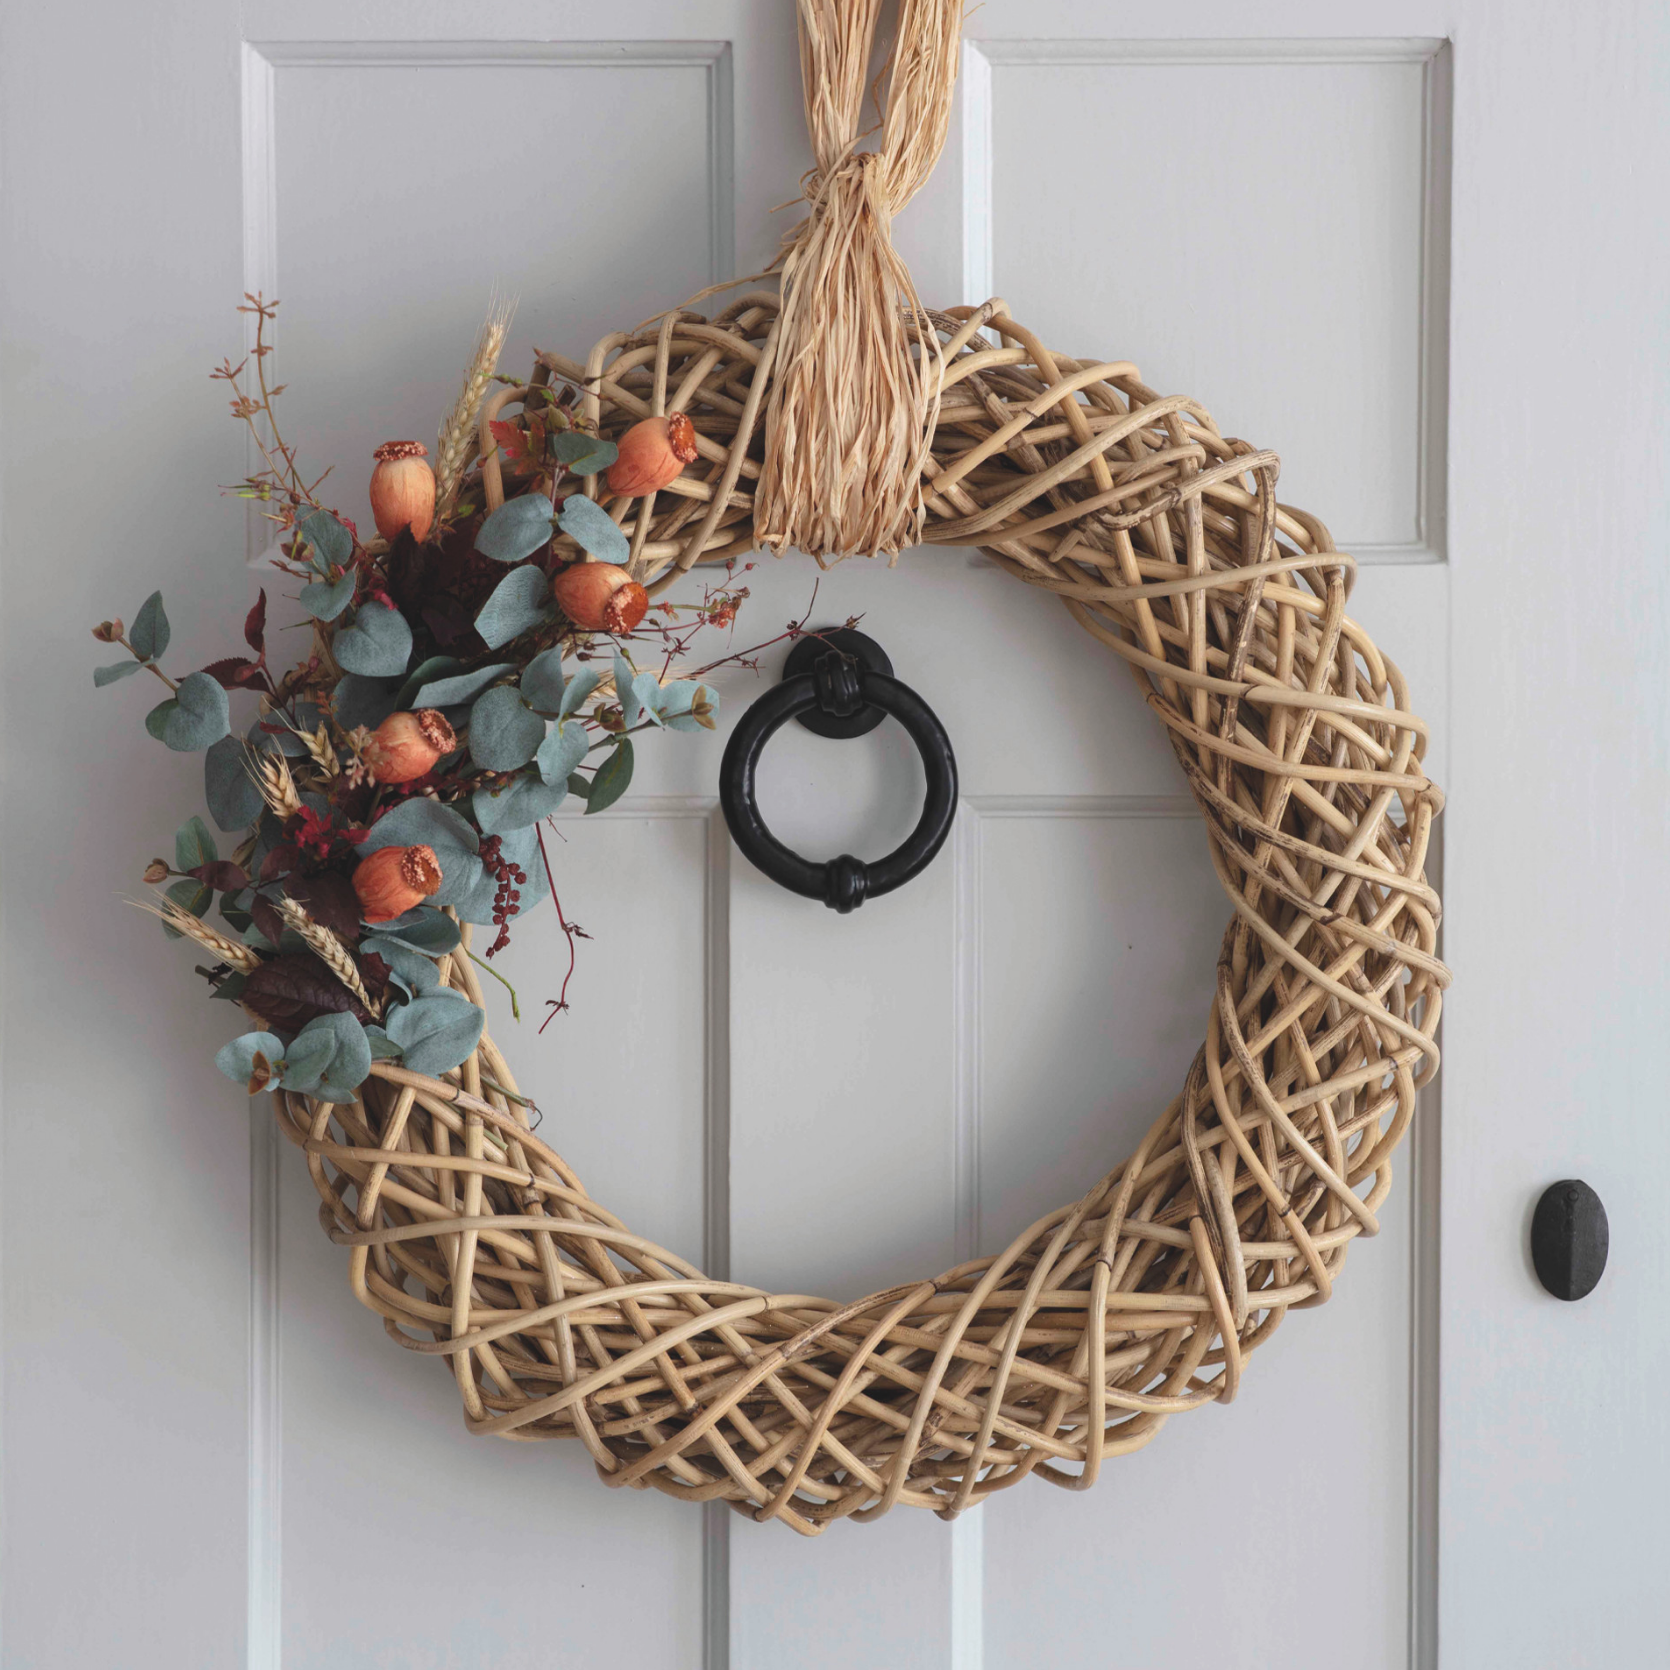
754;0;964;561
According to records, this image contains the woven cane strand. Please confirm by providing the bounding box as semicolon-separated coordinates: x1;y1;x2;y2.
279;296;1446;1534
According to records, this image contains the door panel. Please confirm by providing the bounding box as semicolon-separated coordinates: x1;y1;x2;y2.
9;0;1666;1665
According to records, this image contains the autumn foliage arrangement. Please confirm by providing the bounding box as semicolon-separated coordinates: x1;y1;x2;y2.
93;296;749;1101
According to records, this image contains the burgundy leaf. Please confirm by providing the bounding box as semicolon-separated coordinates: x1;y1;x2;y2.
190;860;249;892
243;953;373;1031
245;589;268;653
283;869;362;942
250;894;288;950
260;840;300;884
202;656;258;690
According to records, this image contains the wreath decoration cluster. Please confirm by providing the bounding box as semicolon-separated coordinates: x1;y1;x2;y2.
94;0;1446;1534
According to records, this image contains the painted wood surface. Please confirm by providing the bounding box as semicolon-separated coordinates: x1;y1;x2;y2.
3;1;1663;1666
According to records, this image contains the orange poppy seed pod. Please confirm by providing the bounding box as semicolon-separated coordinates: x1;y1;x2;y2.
369;441;436;542
605;412;697;498
353;843;442;923
551;563;649;634
367;708;456;785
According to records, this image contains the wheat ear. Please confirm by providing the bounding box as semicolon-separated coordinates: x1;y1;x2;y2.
294;722;340;777
435;295;516;518
133;898;264;973
250;746;302;820
278;897;381;1017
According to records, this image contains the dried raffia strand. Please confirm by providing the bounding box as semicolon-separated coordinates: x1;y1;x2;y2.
434;296;515;521
133;898;263;973
278;896;380;1017
754;0;962;562
250;745;302;820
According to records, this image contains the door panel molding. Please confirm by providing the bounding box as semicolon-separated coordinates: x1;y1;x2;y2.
961;36;1451;566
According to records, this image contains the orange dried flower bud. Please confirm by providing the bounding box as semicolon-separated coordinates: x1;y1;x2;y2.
143;858;171;885
366;708;456;784
606;412;697;498
353;843;443;924
92;618;124;643
369;440;436;543
551;563;649;634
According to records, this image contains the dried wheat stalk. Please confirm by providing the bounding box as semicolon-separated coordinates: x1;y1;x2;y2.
278;896;380;1017
250;745;302;820
134;898;263;973
294;722;339;777
435;296;515;519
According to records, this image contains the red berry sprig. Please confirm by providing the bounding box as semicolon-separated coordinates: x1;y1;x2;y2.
478;834;527;957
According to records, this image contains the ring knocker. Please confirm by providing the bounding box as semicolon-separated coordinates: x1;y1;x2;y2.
719;628;959;913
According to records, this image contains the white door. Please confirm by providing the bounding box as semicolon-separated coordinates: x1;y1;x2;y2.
4;2;1665;1667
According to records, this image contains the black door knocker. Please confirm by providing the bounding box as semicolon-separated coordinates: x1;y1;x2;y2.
719;628;958;913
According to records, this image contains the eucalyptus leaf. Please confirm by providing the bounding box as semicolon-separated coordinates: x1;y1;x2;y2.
452;823;546;924
397;655;462;708
159;672;230;752
468;684;545;771
299;570;356;621
385;990;485;1076
475;495;555;563
411;662;513;709
356;797;482;909
297;508;353;573
363;1024;403;1060
130;591;170;661
282;1011;371;1102
331;674;401;731
94;659;142;687
215;1031;284;1087
520;648;566;714
372;906;462;954
566;772;592;802
332;601;412;678
278;1024;337;1092
558;493;629;564
559;667;602;719
658;681;718;732
357;796;478;856
474;565;552;650
535;719;589;787
632;671;666;728
145;698;174;741
612;653;642;726
247;699;324;757
205;733;265;832
586;737;634;814
473;773;566;835
360;935;441;996
175;815;217;872
163;877;212;936
551;431;618;476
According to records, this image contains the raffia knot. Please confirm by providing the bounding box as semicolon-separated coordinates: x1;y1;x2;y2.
754;0;964;564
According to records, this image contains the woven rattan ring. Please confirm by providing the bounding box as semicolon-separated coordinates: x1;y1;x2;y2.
277;293;1447;1534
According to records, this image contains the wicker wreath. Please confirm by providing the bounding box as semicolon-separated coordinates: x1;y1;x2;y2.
277;285;1447;1534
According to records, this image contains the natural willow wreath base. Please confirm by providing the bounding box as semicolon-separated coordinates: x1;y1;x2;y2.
280;296;1446;1534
